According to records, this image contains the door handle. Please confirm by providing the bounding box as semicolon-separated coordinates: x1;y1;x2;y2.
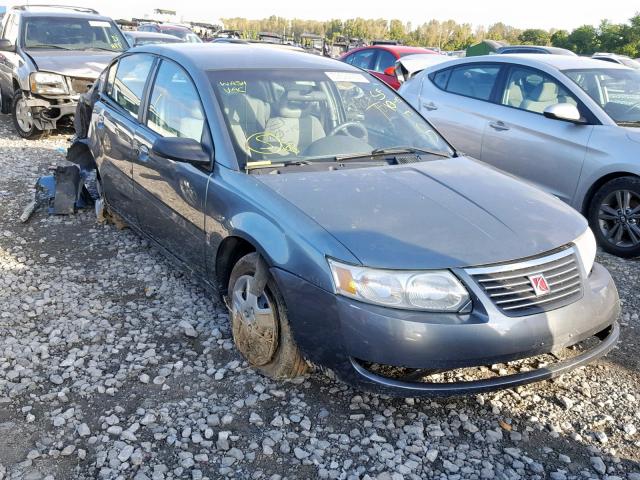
489;121;510;131
96;114;105;129
422;101;438;111
136;144;149;161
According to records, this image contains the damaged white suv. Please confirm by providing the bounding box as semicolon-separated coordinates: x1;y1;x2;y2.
0;5;126;138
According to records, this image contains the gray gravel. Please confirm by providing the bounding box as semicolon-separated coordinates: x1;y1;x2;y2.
0;115;638;479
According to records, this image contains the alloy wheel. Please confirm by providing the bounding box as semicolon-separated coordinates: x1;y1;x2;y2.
230;275;279;366
15;97;34;133
598;189;640;248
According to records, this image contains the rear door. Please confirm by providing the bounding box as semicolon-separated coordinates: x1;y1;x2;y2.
132;58;210;275
419;63;503;157
481;65;593;203
95;53;155;224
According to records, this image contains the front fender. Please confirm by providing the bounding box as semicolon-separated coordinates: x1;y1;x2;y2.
227;210;350;293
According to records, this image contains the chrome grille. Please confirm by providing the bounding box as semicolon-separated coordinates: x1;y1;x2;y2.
69;77;94;95
466;247;583;317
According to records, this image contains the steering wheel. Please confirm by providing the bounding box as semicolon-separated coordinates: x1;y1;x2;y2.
329;122;368;143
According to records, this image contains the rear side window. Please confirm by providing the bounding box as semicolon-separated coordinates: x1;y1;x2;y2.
146;61;205;141
445;65;501;101
431;69;451;90
104;61;117;97
110;54;154;119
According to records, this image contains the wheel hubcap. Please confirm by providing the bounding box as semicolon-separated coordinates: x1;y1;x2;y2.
598;189;640;248
230;275;278;366
15;98;33;132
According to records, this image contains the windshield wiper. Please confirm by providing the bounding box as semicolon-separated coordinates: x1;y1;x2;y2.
26;44;72;50
617;121;640;127
335;146;453;163
371;146;454;158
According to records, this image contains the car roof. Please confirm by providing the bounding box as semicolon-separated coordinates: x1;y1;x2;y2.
126;31;183;39
461;54;631;71
346;45;436;55
13;7;110;20
133;43;360;71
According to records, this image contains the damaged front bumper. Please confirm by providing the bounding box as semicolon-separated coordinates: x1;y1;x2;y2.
272;262;620;397
22;93;78;131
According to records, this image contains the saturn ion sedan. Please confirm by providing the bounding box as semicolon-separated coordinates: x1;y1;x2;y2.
74;44;620;396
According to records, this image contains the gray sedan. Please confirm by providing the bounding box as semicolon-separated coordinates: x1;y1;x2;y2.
400;54;640;257
72;44;619;396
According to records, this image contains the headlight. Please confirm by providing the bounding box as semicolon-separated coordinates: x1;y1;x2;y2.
328;259;470;312
30;72;68;95
573;227;597;275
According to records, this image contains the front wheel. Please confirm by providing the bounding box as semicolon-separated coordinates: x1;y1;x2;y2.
228;252;307;379
12;90;43;139
588;176;640;258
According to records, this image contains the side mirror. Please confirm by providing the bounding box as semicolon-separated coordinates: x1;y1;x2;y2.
383;66;396;77
0;39;15;52
543;103;585;124
152;137;210;167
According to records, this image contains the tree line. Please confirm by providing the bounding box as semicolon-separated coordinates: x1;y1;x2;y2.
220;14;640;56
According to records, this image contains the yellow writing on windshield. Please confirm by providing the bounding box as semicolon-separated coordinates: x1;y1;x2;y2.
219;80;247;95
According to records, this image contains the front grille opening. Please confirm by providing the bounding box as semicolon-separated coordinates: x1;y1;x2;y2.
467;248;584;317
354;334;603;384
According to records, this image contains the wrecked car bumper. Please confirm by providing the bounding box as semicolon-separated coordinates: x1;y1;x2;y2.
273;261;619;396
23;94;78;130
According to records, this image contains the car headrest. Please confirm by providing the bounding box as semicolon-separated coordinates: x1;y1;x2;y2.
278;90;326;118
531;82;558;102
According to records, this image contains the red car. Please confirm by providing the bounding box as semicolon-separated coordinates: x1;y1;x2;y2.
340;45;438;89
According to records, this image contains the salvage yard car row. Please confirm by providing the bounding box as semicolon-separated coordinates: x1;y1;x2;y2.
0;5;634;396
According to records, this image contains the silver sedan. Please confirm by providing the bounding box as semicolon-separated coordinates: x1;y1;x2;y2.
400;54;640;257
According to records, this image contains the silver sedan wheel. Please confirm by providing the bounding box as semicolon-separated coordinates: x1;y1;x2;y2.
598;189;640;248
231;275;279;366
15;97;34;133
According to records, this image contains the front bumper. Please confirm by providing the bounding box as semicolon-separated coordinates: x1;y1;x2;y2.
23;94;78;130
273;261;620;396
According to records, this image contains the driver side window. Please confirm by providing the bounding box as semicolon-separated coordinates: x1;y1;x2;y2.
501;67;578;114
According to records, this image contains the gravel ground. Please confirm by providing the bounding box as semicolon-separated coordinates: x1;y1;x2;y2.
0;114;639;480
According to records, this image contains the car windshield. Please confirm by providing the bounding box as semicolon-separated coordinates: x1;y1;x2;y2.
23;16;126;52
564;68;640;125
208;69;453;166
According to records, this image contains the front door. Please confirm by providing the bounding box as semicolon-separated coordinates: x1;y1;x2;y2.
132;59;211;276
481;65;593;204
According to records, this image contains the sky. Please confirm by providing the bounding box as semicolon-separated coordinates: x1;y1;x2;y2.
4;0;639;31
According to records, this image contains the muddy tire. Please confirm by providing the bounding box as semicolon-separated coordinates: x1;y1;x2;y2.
12;90;43;140
228;252;307;379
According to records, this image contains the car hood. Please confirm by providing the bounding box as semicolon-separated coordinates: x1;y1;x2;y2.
25;50;118;79
254;157;587;269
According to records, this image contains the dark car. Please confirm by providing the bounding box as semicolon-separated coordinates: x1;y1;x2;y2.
124;31;185;48
497;45;576;56
137;23;202;43
74;44;619;396
340;45;438;89
0;5;126;138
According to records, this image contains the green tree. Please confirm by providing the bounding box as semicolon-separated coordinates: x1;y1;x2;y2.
519;29;550;45
568;25;600;54
550;30;571;49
